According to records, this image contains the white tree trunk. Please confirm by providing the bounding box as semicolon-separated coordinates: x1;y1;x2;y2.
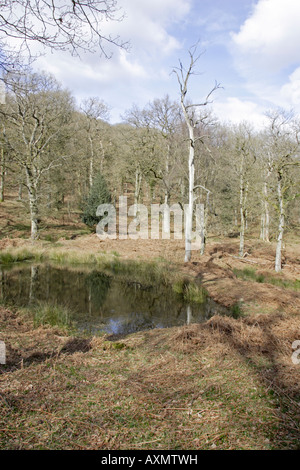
260;179;270;242
275;175;284;272
180;178;185;200
99;138;105;173
162;193;170;235
196;203;206;255
239;209;245;257
0;148;4;203
234;208;238;227
186;305;192;325
185;126;195;262
239;174;245;257
29;265;38;303
260;208;265;240
25;168;39;240
263;181;270;242
18;183;23;201
173;45;219;262
134;167;142;222
89;135;94;188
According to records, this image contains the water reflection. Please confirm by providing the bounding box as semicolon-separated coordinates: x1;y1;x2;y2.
29;265;39;304
0;264;228;335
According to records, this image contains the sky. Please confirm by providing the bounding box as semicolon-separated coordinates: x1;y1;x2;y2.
26;0;300;127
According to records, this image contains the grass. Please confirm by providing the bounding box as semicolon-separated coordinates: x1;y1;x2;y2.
233;267;300;291
0;247;178;284
0;296;77;335
229;302;244;319
172;279;208;304
0;249;37;264
0;222;299;449
30;302;75;330
0;246;109;267
1;307;299;450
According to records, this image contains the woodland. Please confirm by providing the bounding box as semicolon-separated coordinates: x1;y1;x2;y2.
0;0;300;452
0;65;299;271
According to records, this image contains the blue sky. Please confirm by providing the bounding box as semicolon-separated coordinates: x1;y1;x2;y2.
29;0;300;128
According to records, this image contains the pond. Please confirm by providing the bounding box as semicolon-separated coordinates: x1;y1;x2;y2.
0;263;229;335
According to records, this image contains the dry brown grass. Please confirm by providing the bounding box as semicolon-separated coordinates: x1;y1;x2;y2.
1;306;300;450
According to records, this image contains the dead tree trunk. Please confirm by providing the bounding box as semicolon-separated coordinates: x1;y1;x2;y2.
25;167;40;240
275;171;284;272
239;174;248;257
0;148;4;202
172;44;220;262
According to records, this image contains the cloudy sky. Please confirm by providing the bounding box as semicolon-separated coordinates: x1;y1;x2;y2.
30;0;300;127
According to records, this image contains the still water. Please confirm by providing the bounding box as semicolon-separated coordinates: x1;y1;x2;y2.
0;263;228;335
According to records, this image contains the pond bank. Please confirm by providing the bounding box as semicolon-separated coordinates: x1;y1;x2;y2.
0;262;230;335
0;234;299;315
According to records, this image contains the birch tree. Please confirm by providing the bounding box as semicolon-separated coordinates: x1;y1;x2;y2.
260;160;272;242
230;124;256;257
147;95;181;204
256;131;274;243
80;97;110;188
265;111;300;272
122;105;160;220
0;121;6;202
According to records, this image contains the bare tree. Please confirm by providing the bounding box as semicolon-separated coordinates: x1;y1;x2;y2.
265;110;300;271
259;151;272;243
122;104;160;220
80;97;110;188
0;120;6;202
1;71;74;239
0;0;128;72
229;124;256;257
172;44;221;261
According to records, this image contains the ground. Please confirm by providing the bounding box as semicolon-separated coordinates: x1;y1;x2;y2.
0;197;299;449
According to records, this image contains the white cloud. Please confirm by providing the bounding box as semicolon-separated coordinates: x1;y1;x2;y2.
32;0;191;84
231;0;300;76
227;0;300;121
100;0;191;58
20;0;192;122
280;67;300;109
213;97;268;129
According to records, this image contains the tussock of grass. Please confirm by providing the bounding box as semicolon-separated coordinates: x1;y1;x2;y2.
0;246;109;267
49;251;99;265
183;284;208;303
172;279;208;304
30;302;74;330
0;249;37;264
